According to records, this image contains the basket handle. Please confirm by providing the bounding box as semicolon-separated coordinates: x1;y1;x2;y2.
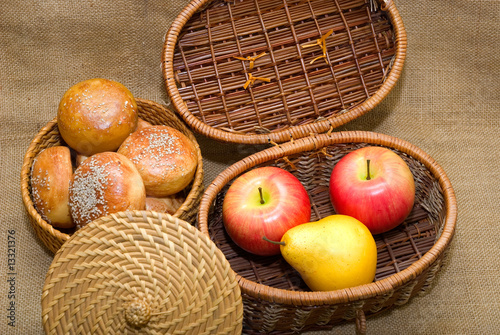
355;309;367;335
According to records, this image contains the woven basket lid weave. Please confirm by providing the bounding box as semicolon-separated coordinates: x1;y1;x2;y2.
163;0;407;144
41;211;243;335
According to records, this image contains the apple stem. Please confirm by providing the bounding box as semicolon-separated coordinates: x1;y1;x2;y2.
366;159;371;180
262;236;286;246
258;187;265;204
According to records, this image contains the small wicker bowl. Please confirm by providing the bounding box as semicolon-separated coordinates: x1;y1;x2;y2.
21;98;204;254
41;211;243;335
198;131;457;334
163;0;407;144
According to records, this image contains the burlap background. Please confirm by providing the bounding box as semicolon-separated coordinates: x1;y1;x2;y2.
1;0;498;334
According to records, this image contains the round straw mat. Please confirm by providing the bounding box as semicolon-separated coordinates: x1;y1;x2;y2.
41;211;243;335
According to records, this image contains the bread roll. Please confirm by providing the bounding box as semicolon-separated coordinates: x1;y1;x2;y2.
75;153;89;168
69;152;146;228
136;118;153;132
118;126;198;197
145;193;186;215
31;146;74;228
57;78;138;156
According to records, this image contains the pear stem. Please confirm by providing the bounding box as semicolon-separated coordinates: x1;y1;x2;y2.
366;159;371;180
258;187;265;204
262;236;286;246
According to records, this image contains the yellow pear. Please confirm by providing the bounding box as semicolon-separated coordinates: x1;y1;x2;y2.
267;215;377;291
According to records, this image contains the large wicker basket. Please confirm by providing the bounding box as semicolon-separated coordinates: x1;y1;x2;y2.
41;211;243;334
21;98;204;254
198;131;457;334
163;0;406;144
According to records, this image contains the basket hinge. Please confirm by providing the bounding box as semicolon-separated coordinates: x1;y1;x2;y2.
268;138;297;170
380;0;393;11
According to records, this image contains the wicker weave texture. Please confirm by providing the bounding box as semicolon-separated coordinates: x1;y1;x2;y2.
198;131;457;333
20;99;204;254
41;211;243;335
163;0;407;144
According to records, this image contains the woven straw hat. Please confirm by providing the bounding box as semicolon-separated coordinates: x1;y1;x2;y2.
41;211;243;334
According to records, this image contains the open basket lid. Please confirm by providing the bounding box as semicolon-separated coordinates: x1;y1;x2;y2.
41;211;243;335
163;0;407;144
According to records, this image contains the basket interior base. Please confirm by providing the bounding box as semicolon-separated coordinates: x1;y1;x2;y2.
206;143;443;292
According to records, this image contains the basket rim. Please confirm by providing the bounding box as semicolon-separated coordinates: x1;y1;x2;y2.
162;0;407;144
197;130;457;305
20;98;204;253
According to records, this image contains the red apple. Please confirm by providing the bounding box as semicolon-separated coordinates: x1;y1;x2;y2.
329;146;415;234
222;166;311;256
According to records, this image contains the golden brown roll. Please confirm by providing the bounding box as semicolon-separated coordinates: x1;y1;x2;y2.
117;125;198;197
31;146;74;228
136;118;153;132
145;193;186;215
69;152;146;228
57;78;138;156
74;153;89;168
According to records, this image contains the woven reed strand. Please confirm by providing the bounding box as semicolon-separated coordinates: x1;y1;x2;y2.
163;0;407;144
20;99;204;254
198;131;457;333
41;211;243;335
